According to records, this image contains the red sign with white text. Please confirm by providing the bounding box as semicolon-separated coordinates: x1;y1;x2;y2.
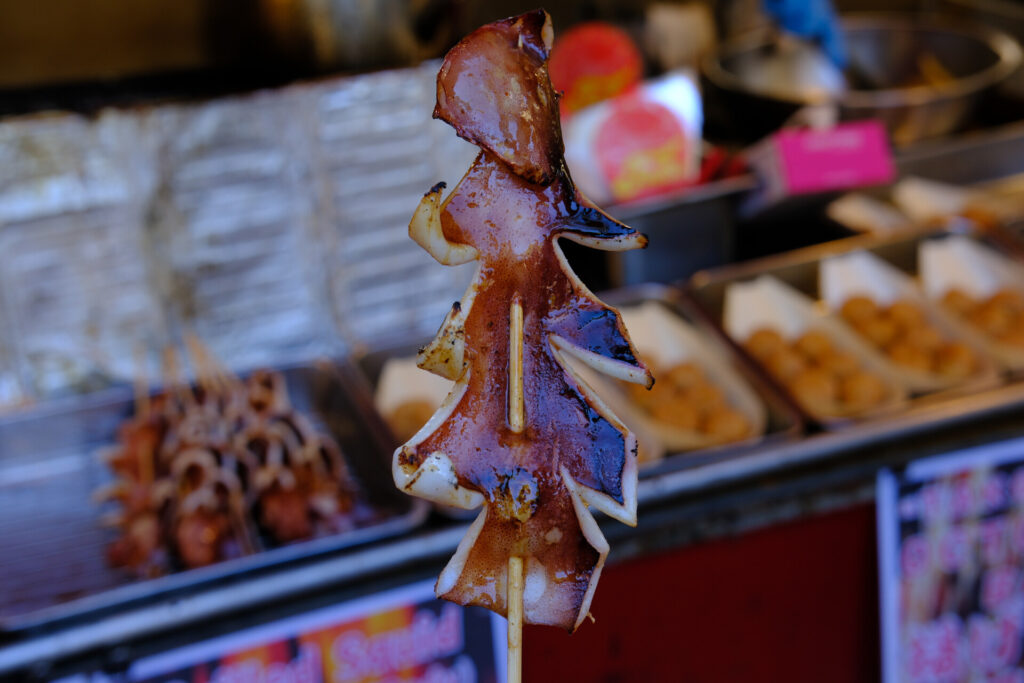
126;581;504;683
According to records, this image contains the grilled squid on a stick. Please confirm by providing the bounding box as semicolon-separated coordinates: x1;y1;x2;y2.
395;10;651;632
243;411;357;541
171;447;253;567
101;346;359;574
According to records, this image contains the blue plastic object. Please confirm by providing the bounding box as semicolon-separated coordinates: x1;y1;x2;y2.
763;0;846;66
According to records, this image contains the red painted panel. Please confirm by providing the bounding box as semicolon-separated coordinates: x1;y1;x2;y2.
524;504;880;682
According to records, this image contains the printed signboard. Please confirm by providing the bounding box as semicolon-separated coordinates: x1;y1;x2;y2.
879;437;1024;682
61;580;508;683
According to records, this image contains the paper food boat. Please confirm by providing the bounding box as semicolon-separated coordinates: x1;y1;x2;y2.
919;235;1024;370
724;274;907;420
891;177;976;226
827;193;912;236
575;301;767;458
819;249;1000;392
374;356;453;424
828;176;1024;236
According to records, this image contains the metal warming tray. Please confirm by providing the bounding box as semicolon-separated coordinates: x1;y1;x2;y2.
687;229;1013;428
353;284;803;481
0;360;428;635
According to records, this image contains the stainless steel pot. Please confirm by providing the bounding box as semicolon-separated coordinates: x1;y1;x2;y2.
942;0;1024;98
703;14;1022;145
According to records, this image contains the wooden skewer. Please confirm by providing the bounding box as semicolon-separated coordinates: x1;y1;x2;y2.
183;333;211;393
133;345;150;419
162;346;194;410
186;332;239;397
508;556;524;683
131;345;157;486
508;298;525;433
184;332;224;397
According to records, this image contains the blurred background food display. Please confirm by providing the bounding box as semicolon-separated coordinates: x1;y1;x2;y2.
11;1;1024;680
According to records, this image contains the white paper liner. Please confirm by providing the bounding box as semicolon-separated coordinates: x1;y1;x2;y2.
828;176;1024;236
724;275;812;342
820;249;915;308
375;357;472;518
374;356;453;418
971;173;1024;222
819;250;999;391
574;301;766;455
826;193;911;236
892;177;976;225
920;235;1024;370
920;236;1024;300
724;275;907;418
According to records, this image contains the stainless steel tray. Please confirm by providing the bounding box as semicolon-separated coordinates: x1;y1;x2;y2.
352;284;803;481
687;229;1013;428
0;359;428;634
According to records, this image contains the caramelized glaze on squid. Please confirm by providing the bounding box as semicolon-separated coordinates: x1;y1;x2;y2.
395;10;651;631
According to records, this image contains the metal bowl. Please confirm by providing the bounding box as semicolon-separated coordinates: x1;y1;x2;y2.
941;0;1024;98
703;14;1022;145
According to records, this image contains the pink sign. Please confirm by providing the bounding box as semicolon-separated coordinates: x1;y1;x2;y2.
775;120;895;195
